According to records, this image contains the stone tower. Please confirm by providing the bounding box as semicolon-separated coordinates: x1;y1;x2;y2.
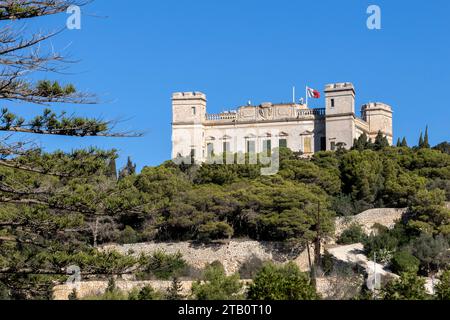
324;83;357;150
361;102;393;145
172;92;207;160
172;92;207;124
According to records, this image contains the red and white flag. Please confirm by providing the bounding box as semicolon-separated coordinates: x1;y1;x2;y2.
307;87;321;99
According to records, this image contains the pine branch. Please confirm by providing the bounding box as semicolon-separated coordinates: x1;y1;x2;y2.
0;0;90;21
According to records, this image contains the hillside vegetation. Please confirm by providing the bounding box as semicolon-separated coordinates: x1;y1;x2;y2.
1;138;449;299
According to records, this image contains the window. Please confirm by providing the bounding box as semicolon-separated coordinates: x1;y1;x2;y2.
279;139;287;148
246;140;256;154
330;142;336;151
207;143;214;157
304;137;312;154
331;99;335;108
192;107;196;115
262;140;272;156
320;137;326;151
223;141;230;153
190;148;196;159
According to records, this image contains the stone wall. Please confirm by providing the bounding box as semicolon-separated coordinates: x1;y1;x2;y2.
335;208;406;238
53;280;195;300
101;240;312;276
53;278;342;300
53;207;414;300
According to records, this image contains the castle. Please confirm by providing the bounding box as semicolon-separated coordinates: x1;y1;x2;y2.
172;83;393;161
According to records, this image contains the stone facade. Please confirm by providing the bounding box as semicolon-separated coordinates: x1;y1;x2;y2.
172;83;393;162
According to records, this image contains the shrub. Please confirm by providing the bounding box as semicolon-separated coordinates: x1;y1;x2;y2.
247;262;319;300
191;263;243;300
119;226;140;244
337;224;367;245
363;228;399;263
128;285;161;300
409;234;449;274
84;279;128;300
381;273;429;300
435;270;450;300
139;250;187;280
0;282;10;300
391;251;420;274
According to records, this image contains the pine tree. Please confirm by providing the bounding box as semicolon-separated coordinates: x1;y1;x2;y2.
396;138;402;147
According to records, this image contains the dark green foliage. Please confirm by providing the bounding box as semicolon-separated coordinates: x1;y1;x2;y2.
337;224;367;245
197;221;234;242
373;131;390;151
435;270;450;300
407;189;450;236
434;142;450;155
419;133;424;149
139;251;187;280
391;251;420;274
191;263;243;300
331;194;360;217
129;285;160;300
119;226;140;244
247;262;319;300
423;126;430;149
0;282;11;300
381;273;429;300
409;234;449;273
119;157;137;179
36;80;76;97
363;226;401;263
1;127;449;300
401;137;408;148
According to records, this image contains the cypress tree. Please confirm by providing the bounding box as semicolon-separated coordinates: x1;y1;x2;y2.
396;138;402;147
401;137;408;148
374;131;389;150
108;157;118;180
419;132;424;148
423;126;430;149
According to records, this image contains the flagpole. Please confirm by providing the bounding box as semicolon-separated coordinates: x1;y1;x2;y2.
306;86;308;107
292;86;295;104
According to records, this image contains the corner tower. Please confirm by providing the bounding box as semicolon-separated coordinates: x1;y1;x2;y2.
172;92;207;124
361;102;393;145
172;92;207;161
324;83;357;150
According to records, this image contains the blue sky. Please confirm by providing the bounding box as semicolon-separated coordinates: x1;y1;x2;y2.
10;0;450;170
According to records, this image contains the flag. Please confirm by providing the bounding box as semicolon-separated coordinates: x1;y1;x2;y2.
307;87;321;99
